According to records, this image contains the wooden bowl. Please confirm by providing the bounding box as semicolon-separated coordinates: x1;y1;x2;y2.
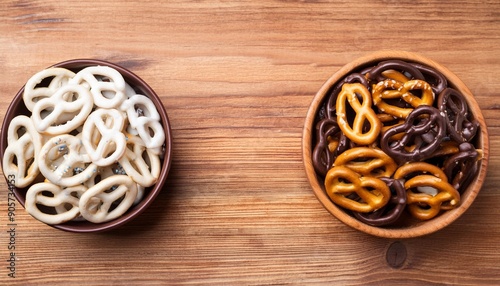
0;59;173;233
302;51;489;238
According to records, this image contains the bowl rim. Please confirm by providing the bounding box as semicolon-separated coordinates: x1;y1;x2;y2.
302;50;490;238
0;59;173;233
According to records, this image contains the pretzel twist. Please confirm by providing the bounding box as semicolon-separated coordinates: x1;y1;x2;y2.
81;108;127;166
336;83;381;145
79;175;138;223
38;134;97;187
367;60;425;83
31;83;94;135
312;118;344;176
443;142;481;192
353;177;407;226
380;105;446;163
325;166;391;213
23;67;76;112
70;66;127;109
25;182;83;224
393;162;448;182
326;73;369;118
118;134;160;187
121;94;165;151
2;115;43;187
405;175;460;220
333;147;397;178
372;79;434;119
438;88;479;143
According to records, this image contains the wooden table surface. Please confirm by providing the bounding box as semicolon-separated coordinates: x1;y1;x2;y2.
1;1;499;285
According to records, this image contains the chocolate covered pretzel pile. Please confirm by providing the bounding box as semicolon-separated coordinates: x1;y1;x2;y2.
312;60;482;226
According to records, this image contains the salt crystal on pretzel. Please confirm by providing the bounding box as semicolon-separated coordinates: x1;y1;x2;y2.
70;66;127;109
79;175;138;223
31;83;94;135
25;182;83;224
23;67;76;112
2;115;43;188
81;108;127;166
38;134;98;187
372;79;434;119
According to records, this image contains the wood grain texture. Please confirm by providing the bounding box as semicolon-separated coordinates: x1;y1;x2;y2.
0;0;499;285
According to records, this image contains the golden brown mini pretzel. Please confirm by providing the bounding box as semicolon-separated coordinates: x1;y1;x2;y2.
405;175;460;220
333;147;397;178
324;166;391;213
393;162;448;182
377;113;405;140
429;141;461;158
372;79;434;118
381;70;410;83
336;83;381;145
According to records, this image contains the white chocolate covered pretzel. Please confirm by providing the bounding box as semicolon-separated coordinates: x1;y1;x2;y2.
81;108;127;166
83;163;146;206
31;83;94;135
38;134;97;187
25;182;83;224
121;94;165;150
79;175;138;223
119;134;160;187
23;67;76;112
2;115;43;187
70;66;127;109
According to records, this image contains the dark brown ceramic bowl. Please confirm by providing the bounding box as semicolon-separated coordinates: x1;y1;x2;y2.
302;51;489;238
0;59;172;232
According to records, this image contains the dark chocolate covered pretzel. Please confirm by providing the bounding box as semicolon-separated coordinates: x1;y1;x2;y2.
380;105;446;164
367;60;425;82
353;177;406;226
438;87;479;143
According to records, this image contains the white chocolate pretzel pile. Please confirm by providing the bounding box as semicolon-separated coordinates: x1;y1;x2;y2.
2;65;165;224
